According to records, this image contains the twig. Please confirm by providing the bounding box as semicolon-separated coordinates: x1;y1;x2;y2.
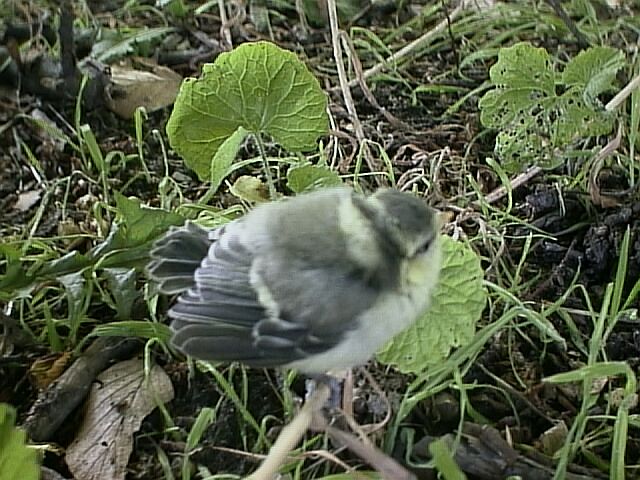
588;124;623;208
334;3;466;91
314;414;416;480
605;73;640;111
326;0;374;174
218;0;232;48
544;0;590;48
474;166;543;207
23;337;140;441
59;0;77;90
340;33;410;131
246;383;331;480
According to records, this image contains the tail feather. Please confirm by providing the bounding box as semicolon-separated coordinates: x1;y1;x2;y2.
147;222;214;294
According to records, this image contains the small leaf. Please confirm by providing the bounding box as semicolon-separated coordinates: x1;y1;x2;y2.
429;439;466;480
66;359;174;480
37;251;91;279
286;163;342;193
488;42;555;95
0;246;31;297
562;47;625;100
555;89;615;142
92;27;176;63
103;268;138;320
377;236;486;374
0;404;40;480
166;41;328;180
58;271;89;331
230;176;270;203
209;126;249;196
479;88;550;129
113;193;184;246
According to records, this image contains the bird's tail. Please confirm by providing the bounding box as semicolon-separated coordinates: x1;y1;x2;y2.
146;222;215;294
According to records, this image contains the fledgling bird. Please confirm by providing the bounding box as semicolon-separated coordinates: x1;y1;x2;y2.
147;187;441;374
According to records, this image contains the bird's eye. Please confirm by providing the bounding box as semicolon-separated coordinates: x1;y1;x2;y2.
414;239;432;255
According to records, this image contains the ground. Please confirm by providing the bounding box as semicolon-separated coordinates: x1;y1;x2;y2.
1;1;639;479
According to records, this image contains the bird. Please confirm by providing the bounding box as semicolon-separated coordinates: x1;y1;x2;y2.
147;187;441;374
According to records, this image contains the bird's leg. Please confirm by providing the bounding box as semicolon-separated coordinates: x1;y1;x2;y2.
306;372;346;410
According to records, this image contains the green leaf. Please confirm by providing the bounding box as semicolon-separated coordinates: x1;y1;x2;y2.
2;199;183;300
555;89;616;143
166;41;328;180
37;251;91;279
562;47;625;100
0;404;40;480
478;88;551;129
209;126;249;196
478;42;623;173
113;193;184;246
103;268;138;320
430;439;466;480
488;42;555;95
286;163;342;193
0;245;30;297
58;271;88;329
88;197;184;271
377;236;486;374
92;27;176;63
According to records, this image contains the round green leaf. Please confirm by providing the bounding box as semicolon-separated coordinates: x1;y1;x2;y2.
166;41;328;180
286;163;342;193
377;236;486;374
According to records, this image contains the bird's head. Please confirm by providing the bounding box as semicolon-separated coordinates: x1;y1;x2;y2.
339;189;440;288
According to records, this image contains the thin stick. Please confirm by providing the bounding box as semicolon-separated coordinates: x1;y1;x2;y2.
327;0;382;179
333;3;466;91
255;132;277;200
476;166;543;206
606;73;640;112
312;413;416;480
246;383;331;480
217;0;232;48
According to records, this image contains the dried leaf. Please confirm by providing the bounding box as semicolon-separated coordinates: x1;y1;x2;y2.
66;358;174;480
106;63;182;118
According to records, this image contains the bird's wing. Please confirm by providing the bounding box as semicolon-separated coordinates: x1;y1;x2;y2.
147;222;217;294
251;255;380;358
169;227;379;368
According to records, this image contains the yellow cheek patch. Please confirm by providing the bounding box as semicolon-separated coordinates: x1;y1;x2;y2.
406;258;429;285
404;242;441;288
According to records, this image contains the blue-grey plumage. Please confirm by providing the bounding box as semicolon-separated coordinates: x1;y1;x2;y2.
146;187;441;374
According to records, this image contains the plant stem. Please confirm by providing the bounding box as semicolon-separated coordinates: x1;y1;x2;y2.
255;132;276;199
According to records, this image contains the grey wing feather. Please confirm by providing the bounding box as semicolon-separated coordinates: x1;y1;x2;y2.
252;258;379;355
167;226;314;366
147;222;217;294
158;223;379;368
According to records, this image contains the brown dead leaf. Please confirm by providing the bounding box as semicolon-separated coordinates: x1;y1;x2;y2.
65;358;174;480
29;352;73;389
105;61;182;118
